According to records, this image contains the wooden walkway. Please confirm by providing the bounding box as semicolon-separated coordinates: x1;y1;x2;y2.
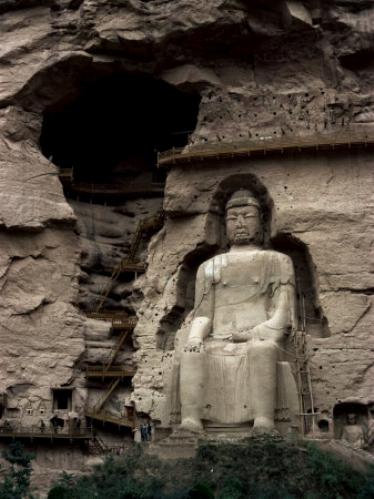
86;312;137;330
0;426;93;441
58;174;164;198
85;366;136;379
157;132;374;166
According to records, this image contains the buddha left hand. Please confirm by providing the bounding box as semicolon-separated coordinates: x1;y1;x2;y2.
232;324;282;343
251;323;283;343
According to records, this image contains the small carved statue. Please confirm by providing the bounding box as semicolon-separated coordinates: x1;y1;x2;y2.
179;189;298;434
341;413;365;449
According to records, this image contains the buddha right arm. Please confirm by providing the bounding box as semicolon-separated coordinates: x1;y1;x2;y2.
185;263;213;351
186;316;212;349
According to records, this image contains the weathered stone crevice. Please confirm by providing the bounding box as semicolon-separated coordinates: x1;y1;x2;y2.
271;232;330;337
335;287;374;296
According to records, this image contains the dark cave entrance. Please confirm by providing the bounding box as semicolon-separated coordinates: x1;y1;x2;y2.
39;72;200;187
38;70;201;312
38;71;202;431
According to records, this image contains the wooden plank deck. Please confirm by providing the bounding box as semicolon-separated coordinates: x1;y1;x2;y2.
85;366;136;378
157;132;374;166
0;427;93;440
86;313;137;330
120;262;147;273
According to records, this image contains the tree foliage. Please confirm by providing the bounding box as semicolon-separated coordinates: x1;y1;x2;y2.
47;437;374;499
0;442;35;499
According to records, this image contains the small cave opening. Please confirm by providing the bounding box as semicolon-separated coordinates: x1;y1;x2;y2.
271;233;330;338
317;418;330;433
340;49;374;72
52;388;73;411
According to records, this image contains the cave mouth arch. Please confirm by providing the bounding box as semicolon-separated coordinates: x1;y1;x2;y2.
39;71;201;184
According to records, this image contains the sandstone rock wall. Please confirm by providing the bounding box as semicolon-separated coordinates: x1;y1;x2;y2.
0;0;373;471
135;153;373;427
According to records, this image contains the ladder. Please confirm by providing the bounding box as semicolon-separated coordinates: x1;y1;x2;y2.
105;330;129;371
90;435;108;455
294;295;317;435
92;211;164;313
94;261;123;313
94;378;120;413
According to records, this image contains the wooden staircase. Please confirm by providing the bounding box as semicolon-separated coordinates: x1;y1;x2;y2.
89;434;109;455
294;295;317;435
84;212;164;432
91;210;164;313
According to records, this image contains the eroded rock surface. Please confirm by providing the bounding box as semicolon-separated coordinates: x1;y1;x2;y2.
0;0;373;490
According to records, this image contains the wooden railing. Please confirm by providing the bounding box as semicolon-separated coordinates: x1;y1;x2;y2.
120;261;147;273
0;425;93;440
57;168;73;181
58;176;164;196
86;312;137;330
157;131;374;166
85;366;136;378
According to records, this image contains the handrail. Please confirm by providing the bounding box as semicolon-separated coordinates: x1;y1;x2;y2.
120;261;147;273
85;366;136;378
86;313;137;329
58;168;73;178
58;178;164;195
157;131;373;166
0;425;93;439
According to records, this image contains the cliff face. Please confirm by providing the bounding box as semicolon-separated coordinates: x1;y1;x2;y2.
0;0;373;477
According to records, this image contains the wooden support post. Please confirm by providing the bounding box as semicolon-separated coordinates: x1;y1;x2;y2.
105;330;129;371
95;378;120;412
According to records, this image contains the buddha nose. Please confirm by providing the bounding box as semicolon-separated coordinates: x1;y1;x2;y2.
236;214;245;226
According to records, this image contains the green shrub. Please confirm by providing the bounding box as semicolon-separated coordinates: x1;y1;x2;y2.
0;442;35;499
46;437;374;499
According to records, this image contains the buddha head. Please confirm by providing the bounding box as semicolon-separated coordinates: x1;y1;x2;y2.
225;189;263;246
347;413;358;425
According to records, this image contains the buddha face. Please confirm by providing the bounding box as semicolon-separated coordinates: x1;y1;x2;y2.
347;413;357;425
226;204;262;246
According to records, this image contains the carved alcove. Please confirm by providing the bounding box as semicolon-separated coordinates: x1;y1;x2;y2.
157;173;274;353
333;401;369;439
161;172;329;432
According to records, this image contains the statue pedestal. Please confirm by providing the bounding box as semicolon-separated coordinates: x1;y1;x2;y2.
147;428;198;460
204;422;252;441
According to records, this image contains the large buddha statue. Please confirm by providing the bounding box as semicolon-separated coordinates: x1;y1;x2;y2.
179;189;299;434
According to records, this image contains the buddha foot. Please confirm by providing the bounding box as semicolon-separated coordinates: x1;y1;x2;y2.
251;426;279;437
180;418;204;433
